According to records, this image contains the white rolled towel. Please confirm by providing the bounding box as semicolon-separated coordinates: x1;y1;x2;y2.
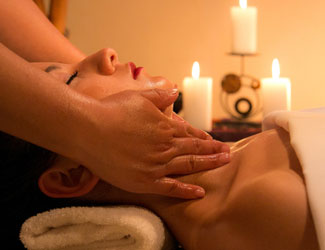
20;205;177;250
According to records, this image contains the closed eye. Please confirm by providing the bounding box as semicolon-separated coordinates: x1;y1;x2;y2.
66;71;78;85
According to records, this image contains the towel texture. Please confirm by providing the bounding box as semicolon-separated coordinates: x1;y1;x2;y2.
262;107;325;250
20;205;177;250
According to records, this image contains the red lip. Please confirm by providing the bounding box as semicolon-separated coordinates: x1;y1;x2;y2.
129;62;143;80
133;67;143;79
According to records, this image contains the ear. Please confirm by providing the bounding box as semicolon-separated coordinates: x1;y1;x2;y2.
38;156;99;198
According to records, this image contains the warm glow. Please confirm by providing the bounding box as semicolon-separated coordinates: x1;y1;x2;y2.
192;61;200;79
239;0;247;9
272;58;280;79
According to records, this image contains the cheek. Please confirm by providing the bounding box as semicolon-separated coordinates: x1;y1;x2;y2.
72;79;138;100
50;72;71;83
73;82;113;100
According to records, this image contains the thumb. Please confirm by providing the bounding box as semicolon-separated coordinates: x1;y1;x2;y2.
139;88;179;111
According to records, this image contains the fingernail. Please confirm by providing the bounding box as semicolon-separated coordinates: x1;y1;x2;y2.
195;188;205;198
168;88;178;95
219;152;230;163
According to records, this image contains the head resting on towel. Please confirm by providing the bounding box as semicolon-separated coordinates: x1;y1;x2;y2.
0;48;175;247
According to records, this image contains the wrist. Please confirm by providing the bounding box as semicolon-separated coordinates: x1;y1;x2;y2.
68;96;115;171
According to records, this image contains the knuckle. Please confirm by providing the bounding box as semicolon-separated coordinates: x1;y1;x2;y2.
187;155;196;172
184;125;192;137
158;120;172;131
213;140;222;149
136;163;156;179
164;160;173;172
212;142;219;154
146;167;160;180
192;138;200;153
166;181;180;195
156;141;172;152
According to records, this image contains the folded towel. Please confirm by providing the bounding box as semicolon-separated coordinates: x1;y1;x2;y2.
262;107;325;250
20;205;177;250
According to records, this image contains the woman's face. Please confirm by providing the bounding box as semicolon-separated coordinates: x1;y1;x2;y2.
33;48;176;104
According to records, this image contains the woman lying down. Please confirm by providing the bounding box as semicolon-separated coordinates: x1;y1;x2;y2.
3;48;320;250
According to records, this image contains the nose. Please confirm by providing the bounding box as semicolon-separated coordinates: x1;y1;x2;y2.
97;48;119;75
80;48;119;75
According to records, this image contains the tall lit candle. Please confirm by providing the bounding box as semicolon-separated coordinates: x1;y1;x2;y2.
261;58;291;117
230;0;257;54
183;62;213;131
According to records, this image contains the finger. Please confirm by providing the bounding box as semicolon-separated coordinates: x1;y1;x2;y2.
167;137;229;157
171;119;212;140
171;113;213;140
140;88;179;111
153;177;205;199
171;112;184;122
221;143;231;153
163;153;231;176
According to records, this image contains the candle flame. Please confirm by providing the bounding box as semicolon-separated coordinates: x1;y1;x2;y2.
192;61;200;79
239;0;247;9
272;58;280;79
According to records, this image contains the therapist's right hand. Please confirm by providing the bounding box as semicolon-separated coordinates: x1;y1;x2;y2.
81;88;230;199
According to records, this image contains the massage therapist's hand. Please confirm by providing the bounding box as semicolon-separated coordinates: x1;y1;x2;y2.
81;88;230;199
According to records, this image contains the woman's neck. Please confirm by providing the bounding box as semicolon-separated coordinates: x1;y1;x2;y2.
82;128;312;250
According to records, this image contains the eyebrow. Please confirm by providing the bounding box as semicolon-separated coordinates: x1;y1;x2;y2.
44;65;60;73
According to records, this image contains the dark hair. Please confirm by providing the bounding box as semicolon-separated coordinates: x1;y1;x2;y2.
0;132;84;248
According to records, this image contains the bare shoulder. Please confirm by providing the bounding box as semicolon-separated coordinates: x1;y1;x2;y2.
220;169;319;250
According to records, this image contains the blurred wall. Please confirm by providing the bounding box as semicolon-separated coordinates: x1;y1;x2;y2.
66;0;325;120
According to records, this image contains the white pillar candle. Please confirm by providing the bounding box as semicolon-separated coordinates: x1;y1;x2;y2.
183;62;213;131
261;58;291;117
230;0;257;54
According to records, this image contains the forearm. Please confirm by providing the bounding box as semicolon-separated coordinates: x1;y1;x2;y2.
0;0;85;63
0;43;95;161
